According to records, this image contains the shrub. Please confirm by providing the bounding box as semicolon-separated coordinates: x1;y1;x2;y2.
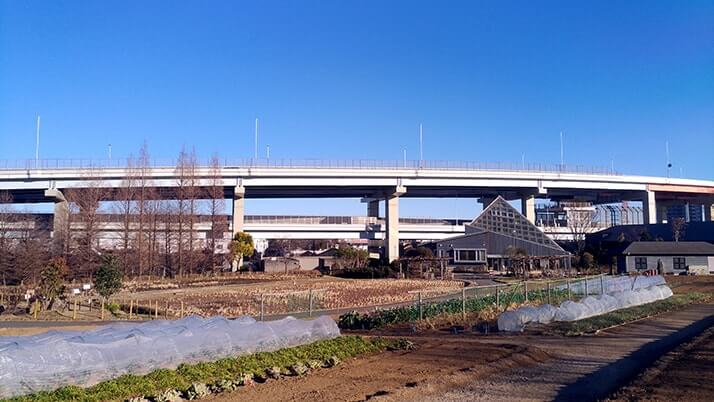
95;256;123;300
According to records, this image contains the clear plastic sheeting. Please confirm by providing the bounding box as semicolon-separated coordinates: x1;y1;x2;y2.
0;315;340;398
562;275;666;295
498;283;673;332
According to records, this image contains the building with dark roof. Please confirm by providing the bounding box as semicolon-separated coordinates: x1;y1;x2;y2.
434;197;571;272
621;241;714;274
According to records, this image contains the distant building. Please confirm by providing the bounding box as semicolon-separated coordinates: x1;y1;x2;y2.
666;203;706;223
435;197;571;272
621;241;714;274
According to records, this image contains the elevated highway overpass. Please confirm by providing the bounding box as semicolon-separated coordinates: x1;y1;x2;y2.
1;158;713;260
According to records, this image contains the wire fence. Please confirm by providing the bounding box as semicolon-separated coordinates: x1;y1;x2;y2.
2;274;626;323
0;157;620;175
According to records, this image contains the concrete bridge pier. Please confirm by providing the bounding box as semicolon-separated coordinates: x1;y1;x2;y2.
45;188;69;253
521;195;536;224
385;185;406;263
231;185;246;271
642;190;658;224
366;199;381;255
231;185;245;237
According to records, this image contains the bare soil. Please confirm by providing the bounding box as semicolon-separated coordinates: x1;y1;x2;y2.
0;324;98;336
666;274;714;294
208;336;550;402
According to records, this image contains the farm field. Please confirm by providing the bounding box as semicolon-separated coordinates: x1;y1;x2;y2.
116;276;465;317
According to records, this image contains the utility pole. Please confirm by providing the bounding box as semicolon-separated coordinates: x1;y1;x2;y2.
35;115;41;164
666;141;672;178
254;118;259;159
560;131;565;169
419;123;423;167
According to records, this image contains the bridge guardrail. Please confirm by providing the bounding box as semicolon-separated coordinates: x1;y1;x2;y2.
0;157;619;175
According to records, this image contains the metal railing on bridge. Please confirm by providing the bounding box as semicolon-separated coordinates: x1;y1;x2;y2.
0;157;620;175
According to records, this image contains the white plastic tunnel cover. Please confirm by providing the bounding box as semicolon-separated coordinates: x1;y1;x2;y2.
0;315;340;398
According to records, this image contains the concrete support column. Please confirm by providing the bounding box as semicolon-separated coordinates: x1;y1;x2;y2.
231;185;245;237
231;186;246;271
642;190;657;224
45;189;69;253
385;186;406;263
367;200;379;219
656;204;668;224
366;199;381;255
521;195;536;224
705;203;713;222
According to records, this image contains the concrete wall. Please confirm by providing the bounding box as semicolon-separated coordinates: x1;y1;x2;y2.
625;255;711;274
263;257;301;273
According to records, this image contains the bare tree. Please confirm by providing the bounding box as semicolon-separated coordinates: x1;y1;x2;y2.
0;192;17;285
174;147;199;276
135;142;152;278
64;174;107;280
564;202;600;256
205;154;226;273
671;217;686;242
13;215;48;285
115;156;138;275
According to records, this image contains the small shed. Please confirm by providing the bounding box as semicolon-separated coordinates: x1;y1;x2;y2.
621;241;714;274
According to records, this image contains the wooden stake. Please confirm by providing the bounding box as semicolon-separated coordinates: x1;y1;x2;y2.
180;301;184;318
101;299;105;320
129;299;134;320
73;298;78;320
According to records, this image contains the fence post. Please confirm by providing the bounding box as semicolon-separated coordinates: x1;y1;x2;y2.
600;274;605;295
73;298;78;320
461;288;466;320
496;287;500;309
101;299;105;321
547;282;551;305
260;294;265;321
567;279;571;300
584;277;589;297
34;299;39;320
418;291;423;320
155;300;159;319
524;281;528;302
165;301;169;319
309;290;314;318
180;301;184;318
129;299;134;320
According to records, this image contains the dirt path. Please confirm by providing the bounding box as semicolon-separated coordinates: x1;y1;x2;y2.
607;324;714;401
419;303;714;402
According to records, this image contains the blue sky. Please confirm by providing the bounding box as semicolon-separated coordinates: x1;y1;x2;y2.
1;1;713;217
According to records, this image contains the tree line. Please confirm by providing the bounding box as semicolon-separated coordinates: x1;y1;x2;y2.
0;144;253;286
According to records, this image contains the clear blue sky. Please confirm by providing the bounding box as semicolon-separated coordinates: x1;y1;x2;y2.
1;1;713;217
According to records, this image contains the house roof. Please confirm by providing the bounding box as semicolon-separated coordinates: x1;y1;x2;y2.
623;241;714;256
